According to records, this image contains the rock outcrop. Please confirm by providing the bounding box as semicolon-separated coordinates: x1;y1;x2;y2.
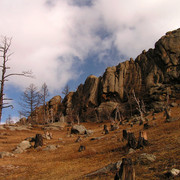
25;28;180;124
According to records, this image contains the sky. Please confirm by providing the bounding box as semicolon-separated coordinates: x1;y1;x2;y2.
0;0;180;123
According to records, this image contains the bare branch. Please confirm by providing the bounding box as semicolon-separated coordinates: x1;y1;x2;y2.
2;105;13;109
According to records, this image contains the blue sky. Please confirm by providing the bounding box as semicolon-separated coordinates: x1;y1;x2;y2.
0;0;180;123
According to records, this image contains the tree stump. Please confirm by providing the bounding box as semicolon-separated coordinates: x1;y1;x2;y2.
78;145;85;152
118;158;135;180
114;173;120;180
103;125;109;134
137;131;148;149
34;134;43;148
123;130;128;140
127;133;136;149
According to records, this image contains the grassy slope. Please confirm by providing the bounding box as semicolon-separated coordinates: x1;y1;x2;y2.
0;102;180;180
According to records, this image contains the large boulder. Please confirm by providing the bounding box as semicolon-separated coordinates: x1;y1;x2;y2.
71;125;87;135
13;140;31;154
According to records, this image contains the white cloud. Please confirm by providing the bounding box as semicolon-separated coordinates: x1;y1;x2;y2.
0;0;180;93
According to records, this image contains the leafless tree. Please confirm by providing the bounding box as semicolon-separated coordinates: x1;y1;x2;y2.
0;36;32;122
40;83;49;123
132;89;146;120
62;84;70;97
19;84;40;119
6;114;14;125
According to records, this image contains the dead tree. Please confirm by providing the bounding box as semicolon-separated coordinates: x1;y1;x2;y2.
40;83;49;123
132;89;146;121
34;134;43;148
118;158;135;180
0;36;32;122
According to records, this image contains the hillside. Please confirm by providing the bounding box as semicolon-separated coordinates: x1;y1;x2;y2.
24;28;180;125
0;100;180;179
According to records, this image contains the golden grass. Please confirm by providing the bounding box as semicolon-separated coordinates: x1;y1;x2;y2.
0;103;180;180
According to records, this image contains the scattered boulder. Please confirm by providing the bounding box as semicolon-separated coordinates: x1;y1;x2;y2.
169;168;180;177
86;161;122;177
170;102;178;107
43;145;57;151
90;136;104;141
42;131;53;140
128;148;136;154
71;125;87;135
34;134;43;148
13;140;31;154
137;153;156;165
0;152;15;158
84;130;94;136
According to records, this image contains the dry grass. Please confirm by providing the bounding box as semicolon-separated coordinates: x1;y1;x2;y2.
0;103;180;180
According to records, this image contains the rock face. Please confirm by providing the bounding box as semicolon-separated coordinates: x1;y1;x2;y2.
25;28;180;124
62;29;180;122
27;96;63;124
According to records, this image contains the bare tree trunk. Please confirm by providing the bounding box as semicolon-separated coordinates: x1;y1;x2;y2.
0;36;32;123
118;158;135;180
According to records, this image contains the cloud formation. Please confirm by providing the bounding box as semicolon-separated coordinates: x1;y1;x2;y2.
0;0;180;93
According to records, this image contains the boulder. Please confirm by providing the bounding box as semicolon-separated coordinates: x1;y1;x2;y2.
43;145;57;151
13;140;31;154
0;152;15;158
137;153;156;165
71;125;87;135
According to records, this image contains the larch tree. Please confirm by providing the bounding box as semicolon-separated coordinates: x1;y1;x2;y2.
0;36;32;123
19;84;40;119
62;84;70;97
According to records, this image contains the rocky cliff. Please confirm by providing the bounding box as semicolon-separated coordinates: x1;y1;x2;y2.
27;28;180;124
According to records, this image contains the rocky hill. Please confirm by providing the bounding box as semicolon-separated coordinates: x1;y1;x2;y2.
25;28;180;124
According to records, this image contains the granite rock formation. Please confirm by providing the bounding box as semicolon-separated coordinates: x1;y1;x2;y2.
26;28;180;124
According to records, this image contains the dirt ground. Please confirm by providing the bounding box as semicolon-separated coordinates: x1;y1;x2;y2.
0;103;180;180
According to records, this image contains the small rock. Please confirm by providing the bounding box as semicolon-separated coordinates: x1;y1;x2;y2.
170;102;178;107
43;145;57;151
17;140;31;150
128;148;136;154
0;152;15;158
13;147;24;154
85;130;94;136
170;168;180;176
138;153;156;165
90;136;104;141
